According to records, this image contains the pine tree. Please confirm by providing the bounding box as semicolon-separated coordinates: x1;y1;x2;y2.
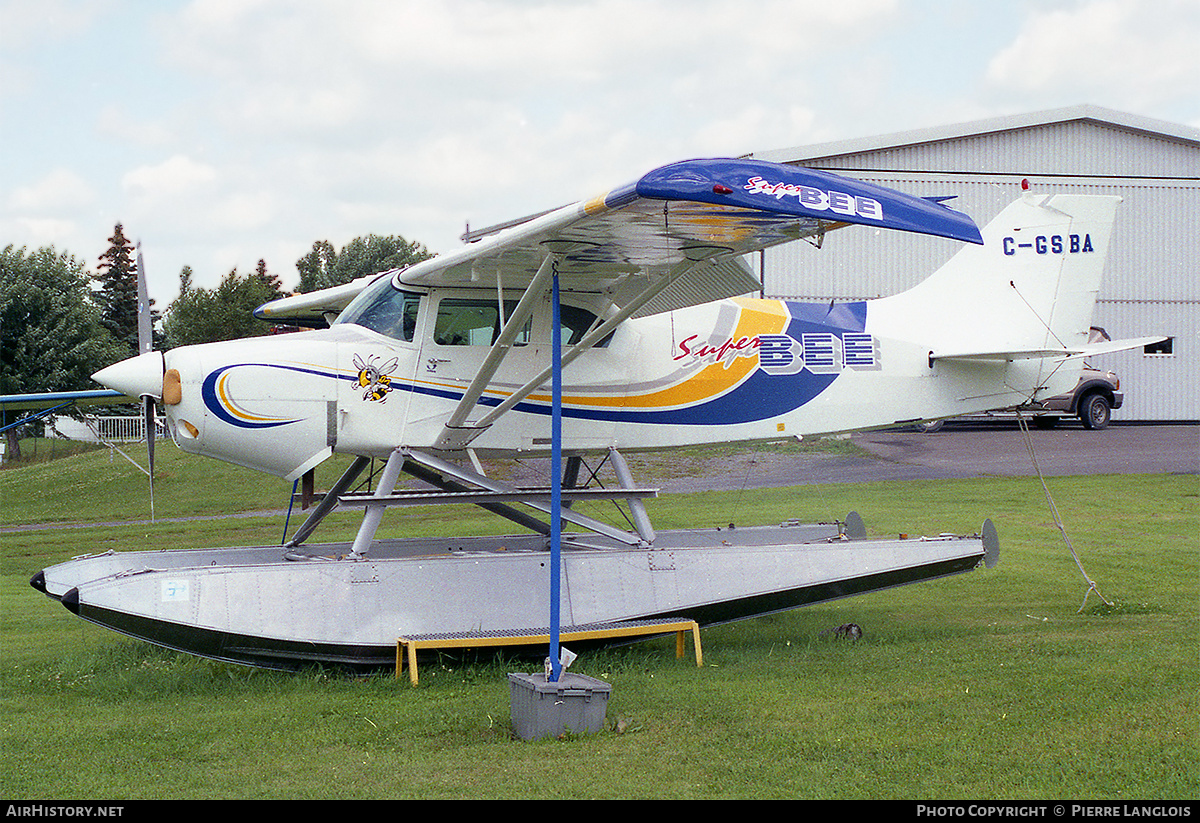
253;258;285;299
178;264;194;295
94;223;139;355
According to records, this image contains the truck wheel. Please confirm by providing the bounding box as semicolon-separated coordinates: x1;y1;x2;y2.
1079;393;1111;430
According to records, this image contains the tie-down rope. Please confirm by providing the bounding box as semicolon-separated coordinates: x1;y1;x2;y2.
1017;414;1114;612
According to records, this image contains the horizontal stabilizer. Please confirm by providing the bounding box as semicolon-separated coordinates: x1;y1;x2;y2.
931;348;1080;363
931;336;1166;363
1071;335;1168;358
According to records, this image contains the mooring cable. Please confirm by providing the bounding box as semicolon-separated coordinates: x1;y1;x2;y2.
1017;414;1114;612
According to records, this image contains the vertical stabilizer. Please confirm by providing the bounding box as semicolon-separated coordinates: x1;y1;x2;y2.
873;193;1121;361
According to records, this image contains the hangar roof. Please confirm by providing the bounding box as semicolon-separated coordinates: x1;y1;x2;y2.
749;105;1200;167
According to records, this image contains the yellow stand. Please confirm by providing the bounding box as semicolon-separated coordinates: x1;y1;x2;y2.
396;619;703;685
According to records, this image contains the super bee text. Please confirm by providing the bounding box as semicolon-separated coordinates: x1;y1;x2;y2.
674;331;878;374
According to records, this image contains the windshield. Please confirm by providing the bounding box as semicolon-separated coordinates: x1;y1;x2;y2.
336;277;421;342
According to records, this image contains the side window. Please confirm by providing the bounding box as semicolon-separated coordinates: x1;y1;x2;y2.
434;299;530;346
559;304;611;347
1143;337;1174;356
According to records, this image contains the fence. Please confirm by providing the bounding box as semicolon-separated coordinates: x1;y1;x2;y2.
49;414;169;443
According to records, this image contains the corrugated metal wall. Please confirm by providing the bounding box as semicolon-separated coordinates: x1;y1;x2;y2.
758;119;1199;421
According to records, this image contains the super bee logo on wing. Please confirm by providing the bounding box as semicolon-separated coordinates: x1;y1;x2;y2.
353;354;399;403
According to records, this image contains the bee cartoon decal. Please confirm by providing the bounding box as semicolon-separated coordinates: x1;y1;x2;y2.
353;354;399;403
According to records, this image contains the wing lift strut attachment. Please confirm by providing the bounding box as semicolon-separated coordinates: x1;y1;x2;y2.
432;247;716;452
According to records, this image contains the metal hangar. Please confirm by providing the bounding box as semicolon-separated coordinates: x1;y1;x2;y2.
748;104;1199;422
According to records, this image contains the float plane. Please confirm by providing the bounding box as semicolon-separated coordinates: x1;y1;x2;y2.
26;158;1160;669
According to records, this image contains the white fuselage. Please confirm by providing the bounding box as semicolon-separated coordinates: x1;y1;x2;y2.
156;285;1075;479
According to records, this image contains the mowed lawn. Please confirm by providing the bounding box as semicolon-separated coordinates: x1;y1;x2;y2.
1;443;1196;799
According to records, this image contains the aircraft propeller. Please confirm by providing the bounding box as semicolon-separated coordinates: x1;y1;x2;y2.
135;243;157;518
89;248;164;517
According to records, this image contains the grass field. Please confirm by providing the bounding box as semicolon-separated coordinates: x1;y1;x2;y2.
1;442;1196;799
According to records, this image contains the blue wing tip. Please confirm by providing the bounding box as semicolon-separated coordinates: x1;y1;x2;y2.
635;158;984;245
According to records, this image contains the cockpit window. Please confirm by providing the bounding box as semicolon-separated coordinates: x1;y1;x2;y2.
434;299;530;346
432;298;610;347
338;280;611;349
336;279;421;342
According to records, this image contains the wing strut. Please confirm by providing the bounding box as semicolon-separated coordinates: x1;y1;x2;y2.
434;254;725;450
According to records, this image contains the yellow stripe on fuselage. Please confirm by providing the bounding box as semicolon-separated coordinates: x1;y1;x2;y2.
528;299;789;410
216;372;293;423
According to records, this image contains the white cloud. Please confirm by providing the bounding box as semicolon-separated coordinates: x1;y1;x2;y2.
0;0;110;45
692;105;821;160
121;155;217;201
8;168;96;212
217;190;278;232
156;0;900;151
95;105;176;148
986;0;1200;111
10;217;80;250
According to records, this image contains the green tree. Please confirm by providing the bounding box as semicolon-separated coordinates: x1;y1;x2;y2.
1;244;129;455
94;223;140;355
178;264;194;295
296;234;431;293
162;265;286;348
253;258;283;295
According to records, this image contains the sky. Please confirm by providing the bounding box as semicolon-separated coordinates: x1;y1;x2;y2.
3;0;1199;309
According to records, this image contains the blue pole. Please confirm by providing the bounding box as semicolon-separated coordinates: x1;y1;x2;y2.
549;266;563;681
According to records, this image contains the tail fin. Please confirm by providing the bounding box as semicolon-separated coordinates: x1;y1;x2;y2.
877;193;1122;364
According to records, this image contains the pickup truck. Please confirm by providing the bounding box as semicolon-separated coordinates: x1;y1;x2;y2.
1031;363;1121;429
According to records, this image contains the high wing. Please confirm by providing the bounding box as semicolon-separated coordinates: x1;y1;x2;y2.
1;389;137;437
0;389;144;475
396;158;981;295
255;158;983;452
255;159;982;327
